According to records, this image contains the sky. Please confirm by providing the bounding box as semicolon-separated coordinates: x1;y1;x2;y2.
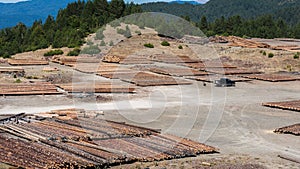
0;0;209;4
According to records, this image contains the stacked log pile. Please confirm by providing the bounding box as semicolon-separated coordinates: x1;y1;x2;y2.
102;55;123;63
209;36;229;43
0;135;96;168
207;68;261;75
151;54;199;63
8;59;48;66
271;45;300;51
263;100;300;112
75;63;125;74
0;67;25;76
98;69;191;87
180;61;237;70
0;110;218;168
57;82;136;93
102;55;154;64
274;123;300;136
211;36;270;48
0;82;61;96
117;72;192;87
145;66;209;77
52;56;100;67
242;74;300;82
97;69;140;79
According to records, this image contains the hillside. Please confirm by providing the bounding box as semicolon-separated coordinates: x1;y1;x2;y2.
0;0;77;28
142;0;300;25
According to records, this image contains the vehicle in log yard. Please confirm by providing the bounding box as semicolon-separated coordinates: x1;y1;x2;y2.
214;78;235;87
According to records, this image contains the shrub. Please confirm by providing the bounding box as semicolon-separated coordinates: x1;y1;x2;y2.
294;53;299;59
109;20;121;28
268;53;274;58
100;40;106;46
117;28;126;35
135;30;141;35
67;48;81;56
87;41;93;45
262;51;266;56
138;24;145;29
117;25;132;38
222;32;229;37
81;45;101;55
109;41;114;46
15;79;21;83
67;44;77;48
95;28;105;40
286;65;292;71
2;52;11;58
161;41;170;46
178;45;183;49
44;49;64;56
144;43;154;48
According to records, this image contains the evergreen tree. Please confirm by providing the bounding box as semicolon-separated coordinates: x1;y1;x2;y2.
109;0;126;19
199;16;208;33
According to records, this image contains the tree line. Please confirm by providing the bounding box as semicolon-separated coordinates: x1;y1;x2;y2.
196;15;300;39
0;0;141;58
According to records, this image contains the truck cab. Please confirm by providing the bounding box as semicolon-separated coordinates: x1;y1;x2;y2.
214;77;236;87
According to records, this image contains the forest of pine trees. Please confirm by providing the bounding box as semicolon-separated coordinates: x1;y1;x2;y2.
195;15;300;39
0;0;142;58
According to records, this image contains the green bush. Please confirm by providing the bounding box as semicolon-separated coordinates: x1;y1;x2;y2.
44;49;64;56
109;20;121;28
67;44;77;48
268;53;274;58
100;40;106;46
117;25;131;38
178;45;183;49
95;28;105;40
2;52;11;58
262;51;266;56
117;28;126;35
15;79;21;83
81;45;101;55
135;30;141;35
87;41;93;46
144;43;154;48
161;41;170;46
67;48;81;56
109;41;114;46
294;53;299;59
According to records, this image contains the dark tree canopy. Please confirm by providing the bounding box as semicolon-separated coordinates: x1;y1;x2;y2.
0;0;142;58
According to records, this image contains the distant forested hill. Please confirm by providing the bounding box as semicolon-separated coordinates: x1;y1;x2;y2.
0;0;142;57
142;0;300;25
0;0;77;28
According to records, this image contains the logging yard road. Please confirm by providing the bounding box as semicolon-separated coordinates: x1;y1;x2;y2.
0;62;299;168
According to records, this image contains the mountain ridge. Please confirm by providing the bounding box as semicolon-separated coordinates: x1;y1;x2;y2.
1;0;300;29
142;0;300;25
0;0;77;28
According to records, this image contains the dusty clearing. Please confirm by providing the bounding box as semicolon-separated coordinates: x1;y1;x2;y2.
0;29;299;168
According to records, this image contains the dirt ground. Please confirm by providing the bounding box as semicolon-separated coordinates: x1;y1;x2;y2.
0;33;300;168
0;70;299;168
